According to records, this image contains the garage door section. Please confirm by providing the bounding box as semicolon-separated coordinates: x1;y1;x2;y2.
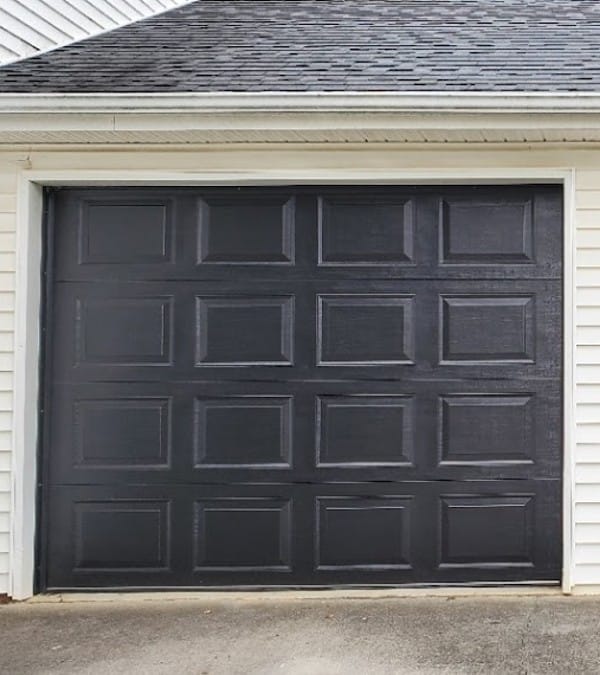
42;185;562;589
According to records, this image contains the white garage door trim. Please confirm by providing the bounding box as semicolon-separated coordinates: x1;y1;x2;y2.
11;167;575;599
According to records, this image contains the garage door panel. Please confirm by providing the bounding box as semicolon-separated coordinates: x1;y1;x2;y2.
70;396;172;470
439;494;536;568
316;394;415;467
435;185;560;274
46;486;185;589
440;295;536;364
74;295;174;367
51;279;560;383
46;481;559;588
439;394;535;468
195;295;295;366
78;199;176;266
198;194;296;265
48;379;560;485
317;294;416;366
193;498;293;572
317;193;415;266
53;189;185;280
194;396;293;469
46;483;303;588
43;185;562;589
72;499;172;573
433;479;562;582
439;196;534;265
315;495;413;571
52;187;560;283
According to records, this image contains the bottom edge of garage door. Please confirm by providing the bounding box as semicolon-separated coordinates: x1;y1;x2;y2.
41;581;562;593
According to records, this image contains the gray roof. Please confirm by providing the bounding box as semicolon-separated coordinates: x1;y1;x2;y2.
1;0;600;93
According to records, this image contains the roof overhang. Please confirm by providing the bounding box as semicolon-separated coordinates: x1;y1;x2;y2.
3;91;600;145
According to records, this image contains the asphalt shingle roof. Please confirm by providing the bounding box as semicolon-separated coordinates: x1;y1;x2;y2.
1;0;600;93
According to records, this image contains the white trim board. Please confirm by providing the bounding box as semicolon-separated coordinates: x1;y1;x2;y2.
11;168;575;599
5;92;600;113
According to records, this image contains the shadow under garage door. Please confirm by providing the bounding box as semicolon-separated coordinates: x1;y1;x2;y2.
40;185;562;589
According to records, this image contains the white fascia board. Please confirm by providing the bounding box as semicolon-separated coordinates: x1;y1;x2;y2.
3;91;600;114
3;92;600;143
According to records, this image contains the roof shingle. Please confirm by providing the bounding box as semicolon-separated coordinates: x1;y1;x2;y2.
1;0;600;93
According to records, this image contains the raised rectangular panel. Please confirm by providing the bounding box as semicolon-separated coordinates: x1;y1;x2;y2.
441;296;535;363
195;296;294;366
439;395;534;464
316;395;414;466
318;196;414;265
79;201;173;264
74;500;170;571
194;396;292;467
197;196;294;264
440;198;534;264
318;295;415;365
74;398;171;468
194;499;291;570
75;297;173;365
316;497;412;570
439;495;534;567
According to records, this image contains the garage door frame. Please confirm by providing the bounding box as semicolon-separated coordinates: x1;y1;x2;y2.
10;167;575;599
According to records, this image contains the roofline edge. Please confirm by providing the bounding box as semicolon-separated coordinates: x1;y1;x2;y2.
3;91;600;114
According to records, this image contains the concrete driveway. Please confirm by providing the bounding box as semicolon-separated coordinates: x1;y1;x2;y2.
1;591;599;674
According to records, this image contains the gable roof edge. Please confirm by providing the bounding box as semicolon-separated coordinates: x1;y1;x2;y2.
3;91;600;114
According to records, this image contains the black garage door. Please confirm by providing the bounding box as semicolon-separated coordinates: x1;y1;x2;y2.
40;185;562;590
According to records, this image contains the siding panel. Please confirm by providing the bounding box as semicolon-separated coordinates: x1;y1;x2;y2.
0;433;12;453
576;446;600;462
0;491;10;514
576;464;600;482
576;384;600;402
0;0;193;64
0;163;16;596
574;170;600;587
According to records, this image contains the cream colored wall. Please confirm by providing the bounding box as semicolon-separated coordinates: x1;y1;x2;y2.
1;143;600;595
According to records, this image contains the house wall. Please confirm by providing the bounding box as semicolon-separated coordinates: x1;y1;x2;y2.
0;143;599;596
0;0;193;65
